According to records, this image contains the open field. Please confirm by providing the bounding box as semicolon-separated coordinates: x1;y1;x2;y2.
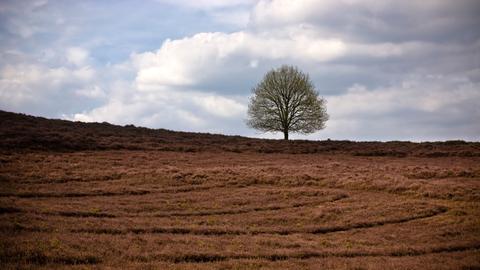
1;111;479;269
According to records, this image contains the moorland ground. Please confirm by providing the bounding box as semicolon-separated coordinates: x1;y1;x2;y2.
0;110;479;269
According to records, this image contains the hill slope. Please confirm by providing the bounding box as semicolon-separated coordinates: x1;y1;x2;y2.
1;110;479;269
0;110;479;156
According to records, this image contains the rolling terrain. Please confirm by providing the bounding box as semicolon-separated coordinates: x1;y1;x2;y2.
0;110;479;269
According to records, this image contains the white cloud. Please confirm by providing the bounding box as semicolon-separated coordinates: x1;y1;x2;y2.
66;47;89;66
1;0;479;141
72;66;95;81
318;75;480;141
192;95;246;118
329;76;480;118
71;88;246;132
75;85;105;98
72;100;144;124
0;62;98;114
210;9;251;27
133;30;346;90
154;0;257;28
155;0;257;10
251;0;320;27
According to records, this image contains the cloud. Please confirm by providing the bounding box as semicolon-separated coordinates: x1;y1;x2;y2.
192;95;246;118
0;0;50;38
75;85;105;98
250;0;480;42
210;9;251;27
0;0;479;141
318;75;480;141
71;88;247;133
0;62;99;116
66;47;89;66
154;0;256;10
133;29;346;91
153;0;257;28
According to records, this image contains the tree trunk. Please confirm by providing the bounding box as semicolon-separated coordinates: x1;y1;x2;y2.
283;130;289;140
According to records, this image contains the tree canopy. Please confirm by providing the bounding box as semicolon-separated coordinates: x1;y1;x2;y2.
247;65;328;140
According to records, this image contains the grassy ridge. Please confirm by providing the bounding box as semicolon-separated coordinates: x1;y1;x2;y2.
1;110;479;156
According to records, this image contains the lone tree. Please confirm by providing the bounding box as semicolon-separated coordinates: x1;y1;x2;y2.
247;65;328;140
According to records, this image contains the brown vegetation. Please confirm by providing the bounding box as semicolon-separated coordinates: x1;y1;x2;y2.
1;110;479;157
0;110;479;269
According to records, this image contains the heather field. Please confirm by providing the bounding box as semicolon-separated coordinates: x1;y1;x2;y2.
1;111;479;269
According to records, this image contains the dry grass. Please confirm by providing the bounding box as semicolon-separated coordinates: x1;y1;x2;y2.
1;110;479;156
0;110;479;269
1;151;479;269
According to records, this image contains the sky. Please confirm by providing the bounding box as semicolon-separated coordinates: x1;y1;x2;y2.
0;0;479;141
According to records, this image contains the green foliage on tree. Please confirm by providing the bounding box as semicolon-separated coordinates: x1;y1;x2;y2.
247;65;329;140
